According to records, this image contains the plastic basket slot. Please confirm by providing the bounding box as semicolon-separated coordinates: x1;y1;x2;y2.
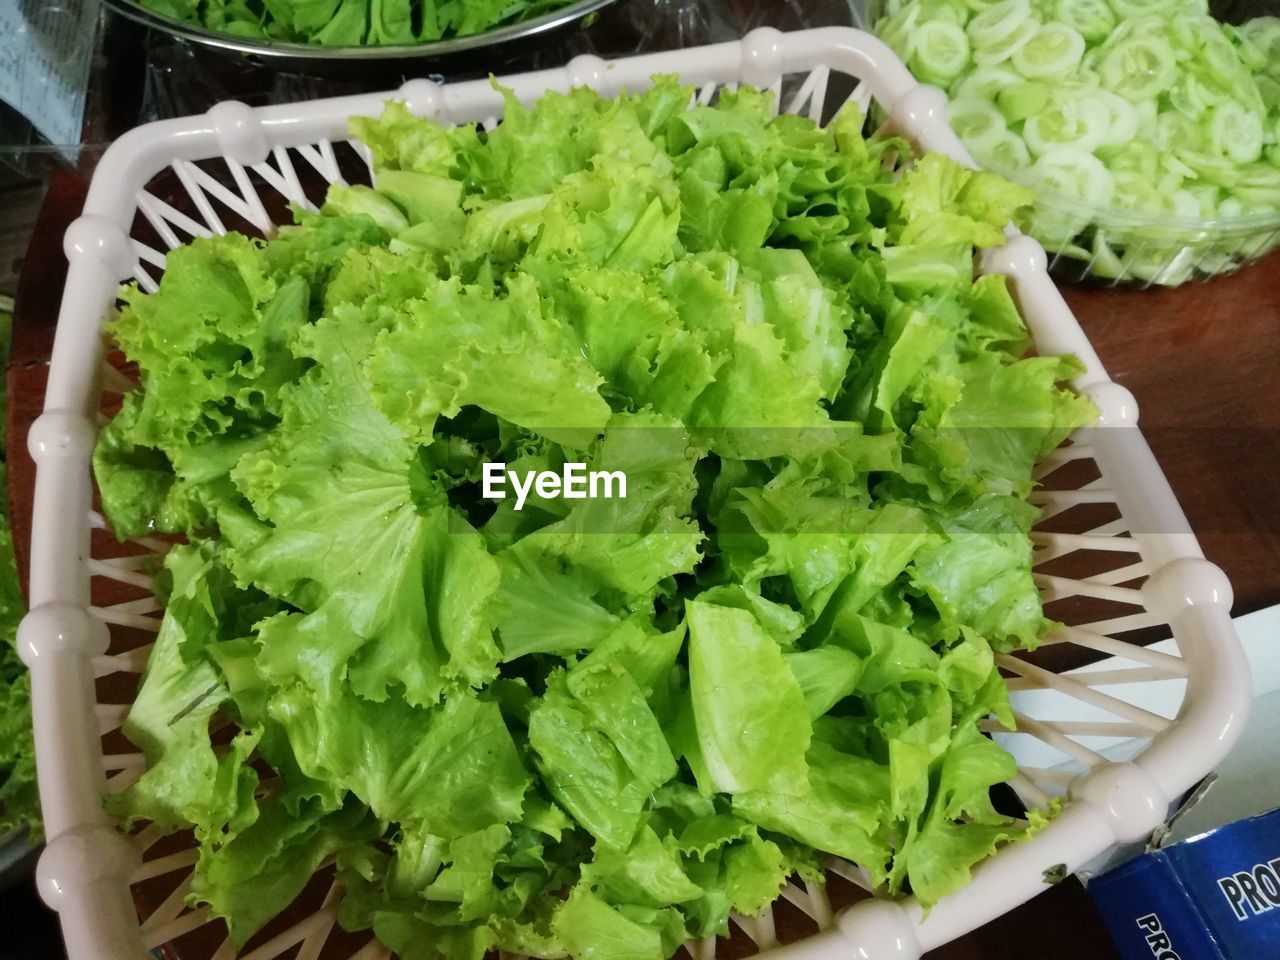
783;64;829;122
1005;772;1053;810
1071;560;1148;587
825;857;876;893
1074;608;1163;636
131;263;160;295
995;654;1172;732
105;764;145;795
735;908;779;948
764;77;783;114
137;189;214;249
1031;531;1140;557
1008;712;1109;767
145;905;214;952
95;701;130;729
802;877;835;927
295;882;344;960
984;718;1153;739
1006;665;1182;690
133;849;201;885
254;146;318;215
344;940;391;960
767;884;824;946
1032;442;1094;480
173;158;274;237
102;750;145;773
92;602;164;632
141;873;197;937
171;161;230;237
294;140;345;187
93;643;153;678
1014;766;1075;786
1033;627;1185;672
237;905;342;960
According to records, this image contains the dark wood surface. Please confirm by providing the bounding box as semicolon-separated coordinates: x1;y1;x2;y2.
1061;266;1280;617
11;171;1280;958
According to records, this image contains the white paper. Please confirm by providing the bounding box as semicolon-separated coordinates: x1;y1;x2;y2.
0;0;100;150
998;603;1280;782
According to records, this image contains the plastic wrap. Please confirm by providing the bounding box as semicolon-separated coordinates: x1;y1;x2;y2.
128;0;864;121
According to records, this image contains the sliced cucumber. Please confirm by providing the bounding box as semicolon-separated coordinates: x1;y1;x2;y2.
974;130;1034;172
1209;101;1264;164
1154;111;1203;153
950;65;1022;102
1011;23;1086;80
1240;17;1280;70
1033;147;1115;205
1174;149;1246;186
1170;190;1202;219
1102;141;1158;179
916;0;973;26
996;81;1054;124
1022;95;1110;155
1093;90;1138;147
1110;0;1173;15
1184;183;1221;217
1111;171;1167;214
966;0;1032;48
1053;0;1115;44
946;98;1010;152
910;20;973;84
1256;75;1280;111
873;0;1280;283
1099;36;1178;102
972;16;1039;66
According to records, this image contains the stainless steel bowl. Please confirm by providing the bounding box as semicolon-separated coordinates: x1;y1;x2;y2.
104;0;623;60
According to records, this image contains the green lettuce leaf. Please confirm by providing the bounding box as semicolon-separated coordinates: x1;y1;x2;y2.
271;686;529;837
685;599;810;796
94;80;1098;959
192;794;382;946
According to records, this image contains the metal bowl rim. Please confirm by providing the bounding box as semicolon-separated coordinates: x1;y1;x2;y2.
103;0;621;60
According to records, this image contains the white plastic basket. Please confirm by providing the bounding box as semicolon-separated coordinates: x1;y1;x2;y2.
22;26;1252;960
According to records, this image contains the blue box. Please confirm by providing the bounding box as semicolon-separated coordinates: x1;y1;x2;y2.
1088;807;1280;959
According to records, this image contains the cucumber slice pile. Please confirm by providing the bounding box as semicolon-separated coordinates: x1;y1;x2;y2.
875;0;1280;284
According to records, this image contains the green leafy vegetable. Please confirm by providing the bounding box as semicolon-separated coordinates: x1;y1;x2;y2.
136;0;579;45
96;79;1094;960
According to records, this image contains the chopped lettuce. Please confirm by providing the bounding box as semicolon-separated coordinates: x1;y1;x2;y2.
96;79;1094;960
137;0;580;46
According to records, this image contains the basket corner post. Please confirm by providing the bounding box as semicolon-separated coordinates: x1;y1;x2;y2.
36;824;148;960
206;100;272;167
835;899;923;960
1137;558;1251;796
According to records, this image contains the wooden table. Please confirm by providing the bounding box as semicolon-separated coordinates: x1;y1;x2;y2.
10;171;1280;960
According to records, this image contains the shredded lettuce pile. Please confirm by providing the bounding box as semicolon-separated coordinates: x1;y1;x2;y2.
135;0;577;45
96;79;1095;959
